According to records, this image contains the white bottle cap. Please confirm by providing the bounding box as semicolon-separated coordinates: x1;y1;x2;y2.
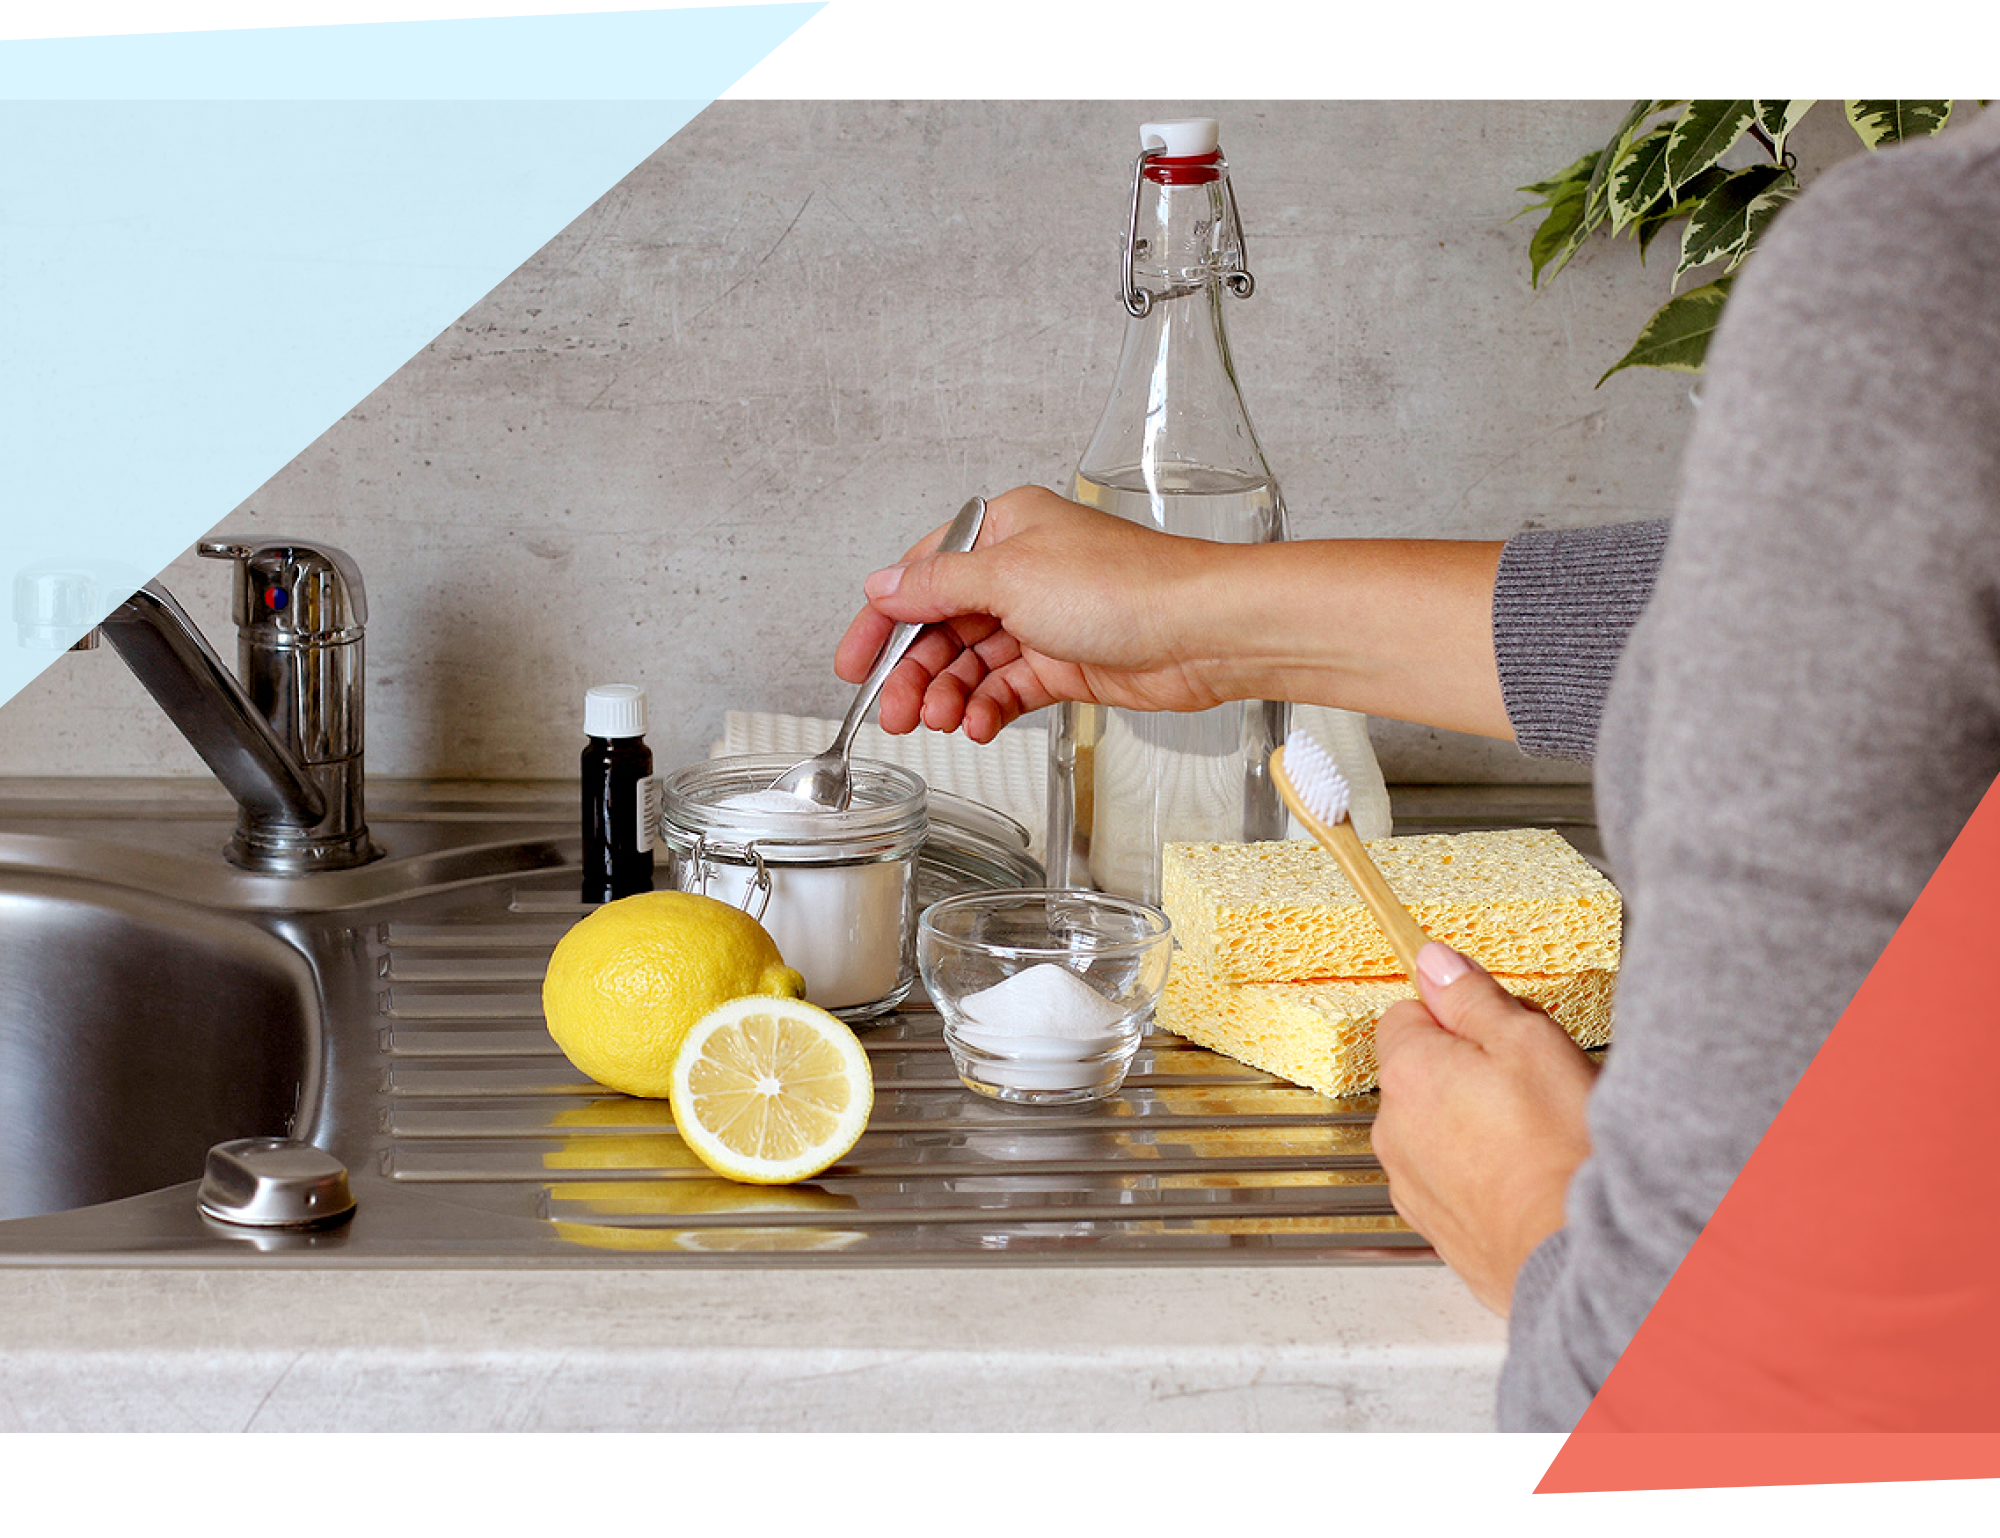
1139;118;1219;156
584;683;647;738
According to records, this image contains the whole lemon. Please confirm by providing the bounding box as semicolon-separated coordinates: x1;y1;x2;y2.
541;890;805;1098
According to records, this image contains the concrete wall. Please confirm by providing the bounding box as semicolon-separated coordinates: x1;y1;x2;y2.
0;101;1874;787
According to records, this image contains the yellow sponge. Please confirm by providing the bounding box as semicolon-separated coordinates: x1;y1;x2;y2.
1162;827;1621;983
1159;954;1615;1100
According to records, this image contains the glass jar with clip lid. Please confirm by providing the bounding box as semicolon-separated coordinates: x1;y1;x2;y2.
658;754;929;1021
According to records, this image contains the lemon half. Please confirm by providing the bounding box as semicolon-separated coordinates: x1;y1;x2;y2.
541;890;805;1099
669;996;874;1184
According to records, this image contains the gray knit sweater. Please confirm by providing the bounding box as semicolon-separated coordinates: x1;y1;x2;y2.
1486;107;2000;1430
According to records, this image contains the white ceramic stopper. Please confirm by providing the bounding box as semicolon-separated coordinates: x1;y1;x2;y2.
1139;118;1219;156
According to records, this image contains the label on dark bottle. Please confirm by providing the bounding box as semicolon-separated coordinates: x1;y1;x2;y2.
636;775;661;853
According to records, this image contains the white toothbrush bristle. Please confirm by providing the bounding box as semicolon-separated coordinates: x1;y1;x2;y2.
1282;727;1351;825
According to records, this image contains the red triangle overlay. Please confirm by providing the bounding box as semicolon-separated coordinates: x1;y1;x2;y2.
1539;771;2000;1493
1512;1456;2000;1536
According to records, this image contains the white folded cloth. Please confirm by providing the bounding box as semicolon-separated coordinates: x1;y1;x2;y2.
713;704;1392;864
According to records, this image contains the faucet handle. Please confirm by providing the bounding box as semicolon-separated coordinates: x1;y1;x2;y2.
199;537;367;639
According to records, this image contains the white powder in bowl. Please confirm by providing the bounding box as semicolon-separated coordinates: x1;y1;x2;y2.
947;962;1142;1097
958;962;1127;1040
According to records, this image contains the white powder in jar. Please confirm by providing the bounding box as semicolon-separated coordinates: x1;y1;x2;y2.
717;789;832;815
958;962;1128;1039
690;790;912;1014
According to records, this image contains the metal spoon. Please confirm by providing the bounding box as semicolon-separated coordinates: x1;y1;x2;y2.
771;495;988;810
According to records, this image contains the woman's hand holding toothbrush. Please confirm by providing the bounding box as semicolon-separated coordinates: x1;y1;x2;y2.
1372;943;1601;1316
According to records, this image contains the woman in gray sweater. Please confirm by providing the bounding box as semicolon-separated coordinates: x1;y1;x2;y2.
838;106;2000;1429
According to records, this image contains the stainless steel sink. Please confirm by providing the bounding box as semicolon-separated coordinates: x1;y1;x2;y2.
0;776;1601;1268
0;874;320;1221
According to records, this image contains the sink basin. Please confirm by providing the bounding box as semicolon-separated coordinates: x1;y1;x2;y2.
0;777;1602;1267
0;874;320;1221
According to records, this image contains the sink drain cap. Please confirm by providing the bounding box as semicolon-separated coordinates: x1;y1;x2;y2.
196;1138;356;1229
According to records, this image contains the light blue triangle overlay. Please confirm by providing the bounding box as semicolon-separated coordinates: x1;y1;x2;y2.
0;6;820;99
0;6;824;704
0;7;818;711
11;6;1984;100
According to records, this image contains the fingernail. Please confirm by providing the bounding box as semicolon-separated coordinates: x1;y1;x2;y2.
863;564;905;600
1417;942;1470;990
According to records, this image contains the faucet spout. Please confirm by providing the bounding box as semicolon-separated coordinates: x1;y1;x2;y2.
100;583;328;828
95;538;379;874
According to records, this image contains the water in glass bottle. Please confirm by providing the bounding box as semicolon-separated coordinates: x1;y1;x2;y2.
1047;117;1291;904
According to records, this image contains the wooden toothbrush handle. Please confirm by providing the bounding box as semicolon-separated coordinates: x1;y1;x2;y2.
1322;819;1431;980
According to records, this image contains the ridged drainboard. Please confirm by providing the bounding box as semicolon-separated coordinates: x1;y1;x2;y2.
371;874;1426;1264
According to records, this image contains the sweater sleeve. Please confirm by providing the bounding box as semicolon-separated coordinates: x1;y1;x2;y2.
1497;1228;1600;1420
1491;520;1670;762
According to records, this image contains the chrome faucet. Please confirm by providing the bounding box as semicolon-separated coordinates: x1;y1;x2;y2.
84;538;380;873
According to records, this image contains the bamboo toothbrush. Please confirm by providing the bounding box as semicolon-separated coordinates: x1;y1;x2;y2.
1270;727;1431;980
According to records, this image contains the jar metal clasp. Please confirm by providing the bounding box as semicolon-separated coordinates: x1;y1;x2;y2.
684;832;773;923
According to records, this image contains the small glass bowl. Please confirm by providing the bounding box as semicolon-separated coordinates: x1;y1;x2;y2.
917;889;1173;1106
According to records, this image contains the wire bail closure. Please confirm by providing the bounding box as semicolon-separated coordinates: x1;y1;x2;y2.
685;832;773;923
1121;147;1256;319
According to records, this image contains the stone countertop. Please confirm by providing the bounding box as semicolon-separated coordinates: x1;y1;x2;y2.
0;1264;1504;1432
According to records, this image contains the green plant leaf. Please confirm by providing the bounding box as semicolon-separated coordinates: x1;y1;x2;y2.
1583;99;1670;227
1633;166;1727;261
1730;178;1799;270
1674;164;1794;286
1597;277;1734;385
1516;153;1596;287
1844;99;1953;148
1516;150;1597;203
1663;100;1757;190
1526;181;1589;287
1608;125;1675;234
1633;202;1679;261
1754;99;1817;160
1517;103;1683;285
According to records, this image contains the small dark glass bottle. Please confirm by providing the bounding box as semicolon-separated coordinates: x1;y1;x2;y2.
580;683;658;904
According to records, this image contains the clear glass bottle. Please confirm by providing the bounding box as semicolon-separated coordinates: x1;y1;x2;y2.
1047;118;1291;904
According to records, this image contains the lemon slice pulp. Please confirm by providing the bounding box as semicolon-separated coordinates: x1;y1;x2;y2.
669;996;874;1184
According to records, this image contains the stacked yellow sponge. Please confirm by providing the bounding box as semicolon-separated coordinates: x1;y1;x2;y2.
1158;828;1621;1098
